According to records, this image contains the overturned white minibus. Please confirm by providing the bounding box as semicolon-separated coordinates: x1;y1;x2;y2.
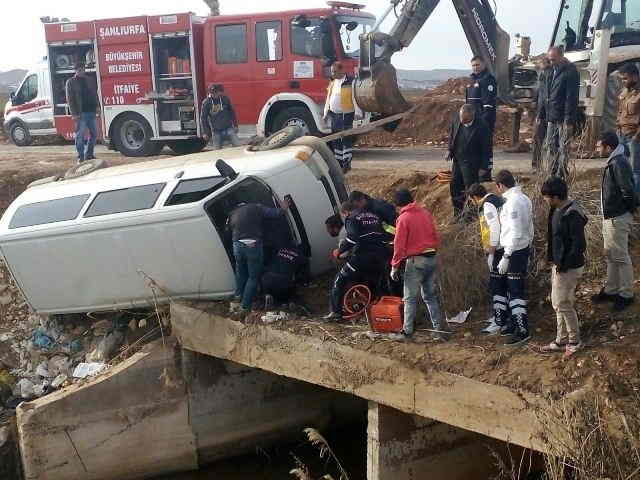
0;137;347;314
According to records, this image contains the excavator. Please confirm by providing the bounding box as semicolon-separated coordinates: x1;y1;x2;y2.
353;0;640;145
354;0;518;117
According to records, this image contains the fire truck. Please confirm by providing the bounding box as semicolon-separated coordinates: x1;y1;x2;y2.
4;3;374;156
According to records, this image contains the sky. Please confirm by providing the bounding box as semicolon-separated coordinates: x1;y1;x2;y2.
0;0;560;72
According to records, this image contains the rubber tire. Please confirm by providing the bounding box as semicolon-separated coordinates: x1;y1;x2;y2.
9;122;33;147
271;106;319;136
112;113;162;157
167;138;207;155
64;158;108;179
252;126;304;152
27;175;60;188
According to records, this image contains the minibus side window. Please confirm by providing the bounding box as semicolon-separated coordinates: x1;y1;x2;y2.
84;183;166;218
9;194;90;229
165;176;228;206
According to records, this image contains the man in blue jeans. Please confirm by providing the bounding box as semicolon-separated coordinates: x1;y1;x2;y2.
228;198;290;314
616;63;640;193
390;189;447;341
65;63;99;163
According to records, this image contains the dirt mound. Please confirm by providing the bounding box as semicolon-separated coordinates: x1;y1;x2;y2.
357;76;519;148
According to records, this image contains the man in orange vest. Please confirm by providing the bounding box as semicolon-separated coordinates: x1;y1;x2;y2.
323;62;362;173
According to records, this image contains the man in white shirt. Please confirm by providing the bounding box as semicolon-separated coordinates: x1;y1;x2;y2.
493;170;534;346
323;62;362;173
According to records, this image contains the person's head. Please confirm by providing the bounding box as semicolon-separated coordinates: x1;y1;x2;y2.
331;61;345;79
537;55;551;71
547;46;565;66
348;190;368;209
340;200;357;216
325;213;344;237
467;183;488;205
470;56;485;75
541;176;569;208
619;63;640;89
598;131;619;157
459;104;475;125
74;62;86;77
393;188;413;207
495;169;516;194
208;84;223;98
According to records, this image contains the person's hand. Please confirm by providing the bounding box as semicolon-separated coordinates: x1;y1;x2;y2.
331;249;341;260
280;196;292;210
497;256;509;275
390;267;400;282
487;254;494;271
202;134;210;141
233;125;239;133
486;246;496;255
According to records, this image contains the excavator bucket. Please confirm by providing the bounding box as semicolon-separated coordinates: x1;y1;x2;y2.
354;62;410;116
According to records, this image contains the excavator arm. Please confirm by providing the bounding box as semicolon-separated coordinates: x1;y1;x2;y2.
355;0;513;116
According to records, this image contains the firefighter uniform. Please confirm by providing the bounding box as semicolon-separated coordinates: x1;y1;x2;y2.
466;69;497;177
325;75;361;172
329;209;388;316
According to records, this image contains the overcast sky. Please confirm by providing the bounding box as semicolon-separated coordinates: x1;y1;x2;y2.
0;0;560;72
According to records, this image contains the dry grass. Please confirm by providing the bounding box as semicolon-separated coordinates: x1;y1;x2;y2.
289;428;348;480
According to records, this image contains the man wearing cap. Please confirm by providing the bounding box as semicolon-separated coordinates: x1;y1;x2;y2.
201;84;240;150
66;62;99;163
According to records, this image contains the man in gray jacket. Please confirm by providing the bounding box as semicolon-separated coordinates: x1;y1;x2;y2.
66;63;99;163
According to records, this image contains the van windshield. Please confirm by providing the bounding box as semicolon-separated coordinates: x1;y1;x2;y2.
336;15;374;58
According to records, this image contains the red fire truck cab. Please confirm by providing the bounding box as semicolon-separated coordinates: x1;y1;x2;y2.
39;3;374;157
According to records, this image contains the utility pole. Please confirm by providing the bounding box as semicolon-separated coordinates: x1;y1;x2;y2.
203;0;220;16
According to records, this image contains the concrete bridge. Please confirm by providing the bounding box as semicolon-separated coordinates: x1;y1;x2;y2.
170;302;552;479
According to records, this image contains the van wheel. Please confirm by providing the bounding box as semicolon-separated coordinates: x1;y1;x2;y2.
64;158;108;179
167;139;207;155
253;126;303;151
9;122;33;147
271;106;318;136
112;113;162;157
27;175;60;188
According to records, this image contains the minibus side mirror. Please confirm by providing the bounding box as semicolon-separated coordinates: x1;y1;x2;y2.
216;159;238;180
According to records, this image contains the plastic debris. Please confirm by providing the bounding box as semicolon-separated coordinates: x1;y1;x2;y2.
260;311;289;324
32;328;54;350
48;356;70;377
35;361;51;378
51;374;68;389
72;362;107;379
33;381;50;397
14;379;34;398
86;331;124;363
447;308;472;325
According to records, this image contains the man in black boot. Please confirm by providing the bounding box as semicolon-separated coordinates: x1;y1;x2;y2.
493;170;534;346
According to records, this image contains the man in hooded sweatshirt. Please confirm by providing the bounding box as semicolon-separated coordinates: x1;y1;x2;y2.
390;189;446;341
540;176;588;356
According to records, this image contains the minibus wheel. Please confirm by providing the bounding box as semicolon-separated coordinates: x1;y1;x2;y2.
252;126;303;151
64;159;108;179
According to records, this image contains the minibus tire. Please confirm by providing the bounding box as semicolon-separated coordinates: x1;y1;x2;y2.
253;126;304;151
9;122;33;147
167;139;207;155
64;159;108;179
271;106;318;136
27;175;60;188
112;113;161;157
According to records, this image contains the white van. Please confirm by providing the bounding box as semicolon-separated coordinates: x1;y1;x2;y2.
0;137;346;314
3;60;56;146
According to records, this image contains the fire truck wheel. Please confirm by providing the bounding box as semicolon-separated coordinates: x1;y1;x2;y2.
253;126;304;152
167;139;207;155
9;122;33;147
112;113;161;157
271;106;318;136
63;159;109;180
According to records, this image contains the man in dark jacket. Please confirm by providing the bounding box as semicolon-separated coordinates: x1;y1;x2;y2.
540;177;587;356
467;56;497;180
615;63;640;193
448;104;491;221
543;47;580;179
348;190;397;229
228;198;290;313
533;56;552;169
200;84;240;150
65;63;99;163
323;201;388;321
591;132;637;311
261;243;310;310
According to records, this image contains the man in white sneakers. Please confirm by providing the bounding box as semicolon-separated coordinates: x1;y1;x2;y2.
468;183;504;335
493;170;534;346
